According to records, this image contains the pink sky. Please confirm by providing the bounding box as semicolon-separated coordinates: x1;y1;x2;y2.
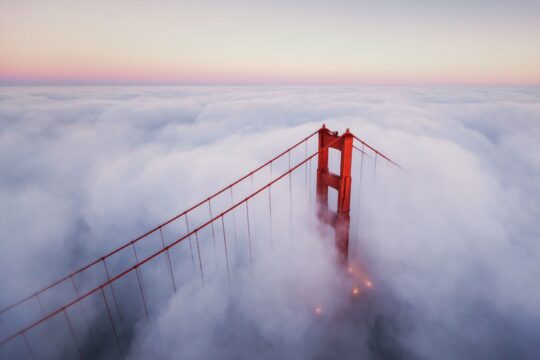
1;0;539;85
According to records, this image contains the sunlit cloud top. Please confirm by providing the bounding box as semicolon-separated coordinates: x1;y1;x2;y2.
1;0;539;85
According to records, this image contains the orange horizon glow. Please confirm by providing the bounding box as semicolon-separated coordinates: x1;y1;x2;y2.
3;65;538;86
1;52;539;86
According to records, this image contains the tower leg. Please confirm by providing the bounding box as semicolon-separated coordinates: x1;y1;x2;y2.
315;125;353;265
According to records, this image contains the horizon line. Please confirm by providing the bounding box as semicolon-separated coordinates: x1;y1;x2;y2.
1;81;539;87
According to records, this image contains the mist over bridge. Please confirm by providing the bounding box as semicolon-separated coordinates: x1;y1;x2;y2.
0;125;400;359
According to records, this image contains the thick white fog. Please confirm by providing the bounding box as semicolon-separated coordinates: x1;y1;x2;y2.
1;86;539;359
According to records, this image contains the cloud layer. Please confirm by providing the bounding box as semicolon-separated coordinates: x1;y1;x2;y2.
1;85;539;359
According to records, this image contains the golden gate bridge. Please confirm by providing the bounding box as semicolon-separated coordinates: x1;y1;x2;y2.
0;125;400;359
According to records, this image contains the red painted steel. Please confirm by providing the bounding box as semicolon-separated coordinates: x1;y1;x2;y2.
0;125;400;355
316;125;354;263
0;132;343;348
352;134;402;169
337;130;354;262
0;130;320;318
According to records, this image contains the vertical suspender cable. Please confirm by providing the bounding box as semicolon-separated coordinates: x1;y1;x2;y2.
373;152;378;185
22;333;36;360
268;186;273;249
132;244;149;319
208;200;217;249
100;287;123;360
246;201;253;269
230;188;239;253
353;143;365;261
184;215;196;271
160;228;177;293
305;140;308;187
63;309;83;360
69;276;96;347
194;231;205;285
308;157;313;230
221;216;231;287
288;151;293;240
101;259;123;323
35;295;54;336
269;163;274;247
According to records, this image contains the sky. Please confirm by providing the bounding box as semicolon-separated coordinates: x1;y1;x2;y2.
1;0;540;85
1;86;539;359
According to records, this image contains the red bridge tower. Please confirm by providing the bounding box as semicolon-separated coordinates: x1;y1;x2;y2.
316;125;354;264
